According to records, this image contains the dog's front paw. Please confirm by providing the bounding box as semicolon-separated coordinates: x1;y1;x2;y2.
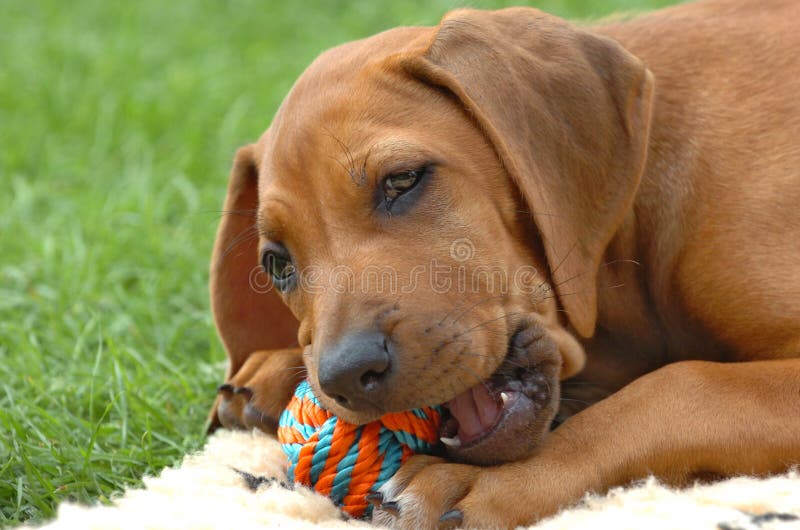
369;455;477;529
370;447;588;529
212;348;304;434
369;454;558;529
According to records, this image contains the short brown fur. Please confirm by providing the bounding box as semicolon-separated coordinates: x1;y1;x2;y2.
209;0;800;527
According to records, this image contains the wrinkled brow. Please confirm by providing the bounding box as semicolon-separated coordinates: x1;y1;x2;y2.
256;196;292;240
359;138;439;181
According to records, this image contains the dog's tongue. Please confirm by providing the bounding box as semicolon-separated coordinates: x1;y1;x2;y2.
447;385;502;441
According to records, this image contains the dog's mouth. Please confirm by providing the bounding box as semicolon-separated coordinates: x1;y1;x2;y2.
437;326;559;465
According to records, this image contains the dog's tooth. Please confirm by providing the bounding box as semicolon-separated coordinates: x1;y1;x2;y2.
500;391;510;405
440;436;462;447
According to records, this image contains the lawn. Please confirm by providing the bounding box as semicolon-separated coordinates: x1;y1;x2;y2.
0;0;676;526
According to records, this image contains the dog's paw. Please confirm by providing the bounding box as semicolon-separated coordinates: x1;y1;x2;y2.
367;455;530;529
213;348;305;434
369;451;580;529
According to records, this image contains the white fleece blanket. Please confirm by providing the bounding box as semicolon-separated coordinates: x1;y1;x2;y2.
21;429;800;530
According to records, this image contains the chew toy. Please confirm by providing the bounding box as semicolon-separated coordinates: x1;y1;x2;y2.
277;380;443;517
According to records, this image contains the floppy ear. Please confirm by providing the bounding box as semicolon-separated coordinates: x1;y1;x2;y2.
401;8;654;337
210;144;299;380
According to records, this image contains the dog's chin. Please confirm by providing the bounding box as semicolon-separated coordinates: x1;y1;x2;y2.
438;324;561;466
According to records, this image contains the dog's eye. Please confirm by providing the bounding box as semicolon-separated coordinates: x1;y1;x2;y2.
382;167;426;211
384;170;421;199
261;244;296;291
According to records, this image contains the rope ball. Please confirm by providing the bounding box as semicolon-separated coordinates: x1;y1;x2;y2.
277;380;443;518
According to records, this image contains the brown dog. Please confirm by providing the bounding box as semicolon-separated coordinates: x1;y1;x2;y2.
209;0;800;527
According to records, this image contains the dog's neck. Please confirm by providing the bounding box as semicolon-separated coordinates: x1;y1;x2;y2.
580;109;731;396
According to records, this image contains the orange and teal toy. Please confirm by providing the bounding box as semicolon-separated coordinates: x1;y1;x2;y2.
277;380;443;518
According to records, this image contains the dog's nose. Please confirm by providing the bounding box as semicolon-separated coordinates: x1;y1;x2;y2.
318;330;392;411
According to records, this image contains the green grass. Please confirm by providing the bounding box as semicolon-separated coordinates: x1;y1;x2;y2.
0;0;676;526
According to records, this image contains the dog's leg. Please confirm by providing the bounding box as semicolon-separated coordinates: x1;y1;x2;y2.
374;358;800;529
210;348;305;434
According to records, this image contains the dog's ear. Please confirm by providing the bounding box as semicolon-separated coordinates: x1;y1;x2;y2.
401;8;654;337
210;144;299;380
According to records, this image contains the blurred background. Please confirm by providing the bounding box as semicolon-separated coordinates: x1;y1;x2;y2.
0;0;678;526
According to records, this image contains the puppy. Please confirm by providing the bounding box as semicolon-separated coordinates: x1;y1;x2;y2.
210;0;800;527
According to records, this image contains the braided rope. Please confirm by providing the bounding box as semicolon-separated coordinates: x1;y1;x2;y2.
277;380;443;518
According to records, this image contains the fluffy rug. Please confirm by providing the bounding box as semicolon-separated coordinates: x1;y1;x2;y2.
20;429;800;530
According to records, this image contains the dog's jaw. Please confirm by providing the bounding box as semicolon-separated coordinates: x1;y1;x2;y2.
438;320;562;465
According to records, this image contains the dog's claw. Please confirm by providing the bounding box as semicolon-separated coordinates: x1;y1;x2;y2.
217;383;234;397
438;509;464;529
379;501;401;517
217;385;244;429
234;386;254;399
365;492;383;506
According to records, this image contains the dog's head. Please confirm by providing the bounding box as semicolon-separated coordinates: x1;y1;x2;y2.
212;8;653;465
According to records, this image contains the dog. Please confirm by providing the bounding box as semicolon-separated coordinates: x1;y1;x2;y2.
208;0;800;527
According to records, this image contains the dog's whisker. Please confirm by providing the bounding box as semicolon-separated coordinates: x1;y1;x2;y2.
326;154;358;183
547;239;579;280
322;127;368;186
281;366;309;377
540;277;630;306
599;258;642;269
436;292;490;327
449;294;508;326
217;208;258;219
441;310;534;348
435;286;550;331
359;144;374;187
217;225;260;264
533;237;579;293
542;280;627;301
551;257;640;290
280;365;308;373
559;397;593;406
551;268;591;289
